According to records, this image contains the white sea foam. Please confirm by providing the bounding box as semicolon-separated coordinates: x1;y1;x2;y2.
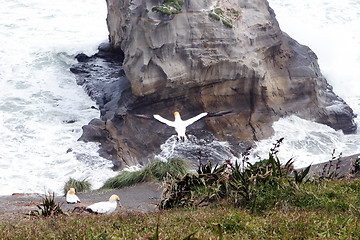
252;0;360;168
250;116;360;169
268;0;360;100
155;135;236;164
0;0;116;195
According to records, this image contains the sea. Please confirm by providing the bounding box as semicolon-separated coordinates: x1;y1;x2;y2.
0;0;359;195
253;0;360;168
0;0;117;195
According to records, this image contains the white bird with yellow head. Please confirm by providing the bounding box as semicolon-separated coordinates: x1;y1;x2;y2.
85;194;120;214
135;110;232;142
153;111;208;141
66;188;81;204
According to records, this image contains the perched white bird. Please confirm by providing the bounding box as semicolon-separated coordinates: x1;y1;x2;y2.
135;110;231;141
86;194;120;214
66;188;81;204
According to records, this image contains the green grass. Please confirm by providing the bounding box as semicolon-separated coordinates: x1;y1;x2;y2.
102;158;190;189
1;186;360;239
158;138;358;217
63;178;91;195
214;8;224;15
222;19;233;28
2;141;360;238
208;12;220;21
231;8;240;17
209;7;237;28
2;151;360;238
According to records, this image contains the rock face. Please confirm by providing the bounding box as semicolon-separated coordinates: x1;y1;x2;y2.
301;153;360;179
78;0;356;169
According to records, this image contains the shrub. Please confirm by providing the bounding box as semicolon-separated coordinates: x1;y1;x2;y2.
160;161;229;209
160;138;313;211
36;192;64;217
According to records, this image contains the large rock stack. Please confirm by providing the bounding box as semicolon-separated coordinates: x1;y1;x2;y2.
78;0;356;169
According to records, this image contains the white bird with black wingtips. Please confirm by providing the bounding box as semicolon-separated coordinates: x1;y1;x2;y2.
86;194;120;214
135;110;232;141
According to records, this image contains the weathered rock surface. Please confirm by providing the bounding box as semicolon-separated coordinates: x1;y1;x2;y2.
301;153;360;179
76;0;356;169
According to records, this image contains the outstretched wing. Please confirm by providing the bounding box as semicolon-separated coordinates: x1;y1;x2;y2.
153;114;176;127
135;113;176;127
134;114;154;120
207;110;232;117
183;112;208;127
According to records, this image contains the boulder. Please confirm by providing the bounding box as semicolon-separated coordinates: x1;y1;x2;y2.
76;0;356;169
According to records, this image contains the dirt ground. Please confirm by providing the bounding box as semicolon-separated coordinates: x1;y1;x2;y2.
0;182;163;220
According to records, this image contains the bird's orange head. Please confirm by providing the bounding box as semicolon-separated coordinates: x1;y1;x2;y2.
110;194;120;202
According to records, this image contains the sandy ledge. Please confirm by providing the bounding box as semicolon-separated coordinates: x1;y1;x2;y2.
0;182;163;220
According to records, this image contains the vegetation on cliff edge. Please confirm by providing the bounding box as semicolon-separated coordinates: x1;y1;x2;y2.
63;178;91;195
2;139;359;239
1;178;360;239
152;0;184;16
209;7;241;28
101;158;189;189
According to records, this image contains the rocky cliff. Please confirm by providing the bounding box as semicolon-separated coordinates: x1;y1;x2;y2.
77;0;357;169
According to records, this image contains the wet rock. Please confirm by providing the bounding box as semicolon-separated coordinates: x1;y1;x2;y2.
73;0;357;169
75;53;91;62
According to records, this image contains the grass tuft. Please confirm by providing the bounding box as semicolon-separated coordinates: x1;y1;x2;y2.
102;158;190;189
209;7;238;28
208;13;220;21
152;0;184;16
63;178;91;195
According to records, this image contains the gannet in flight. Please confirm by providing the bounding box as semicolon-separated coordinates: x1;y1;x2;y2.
154;112;207;141
85;194;120;214
135;110;232;141
66;188;81;204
